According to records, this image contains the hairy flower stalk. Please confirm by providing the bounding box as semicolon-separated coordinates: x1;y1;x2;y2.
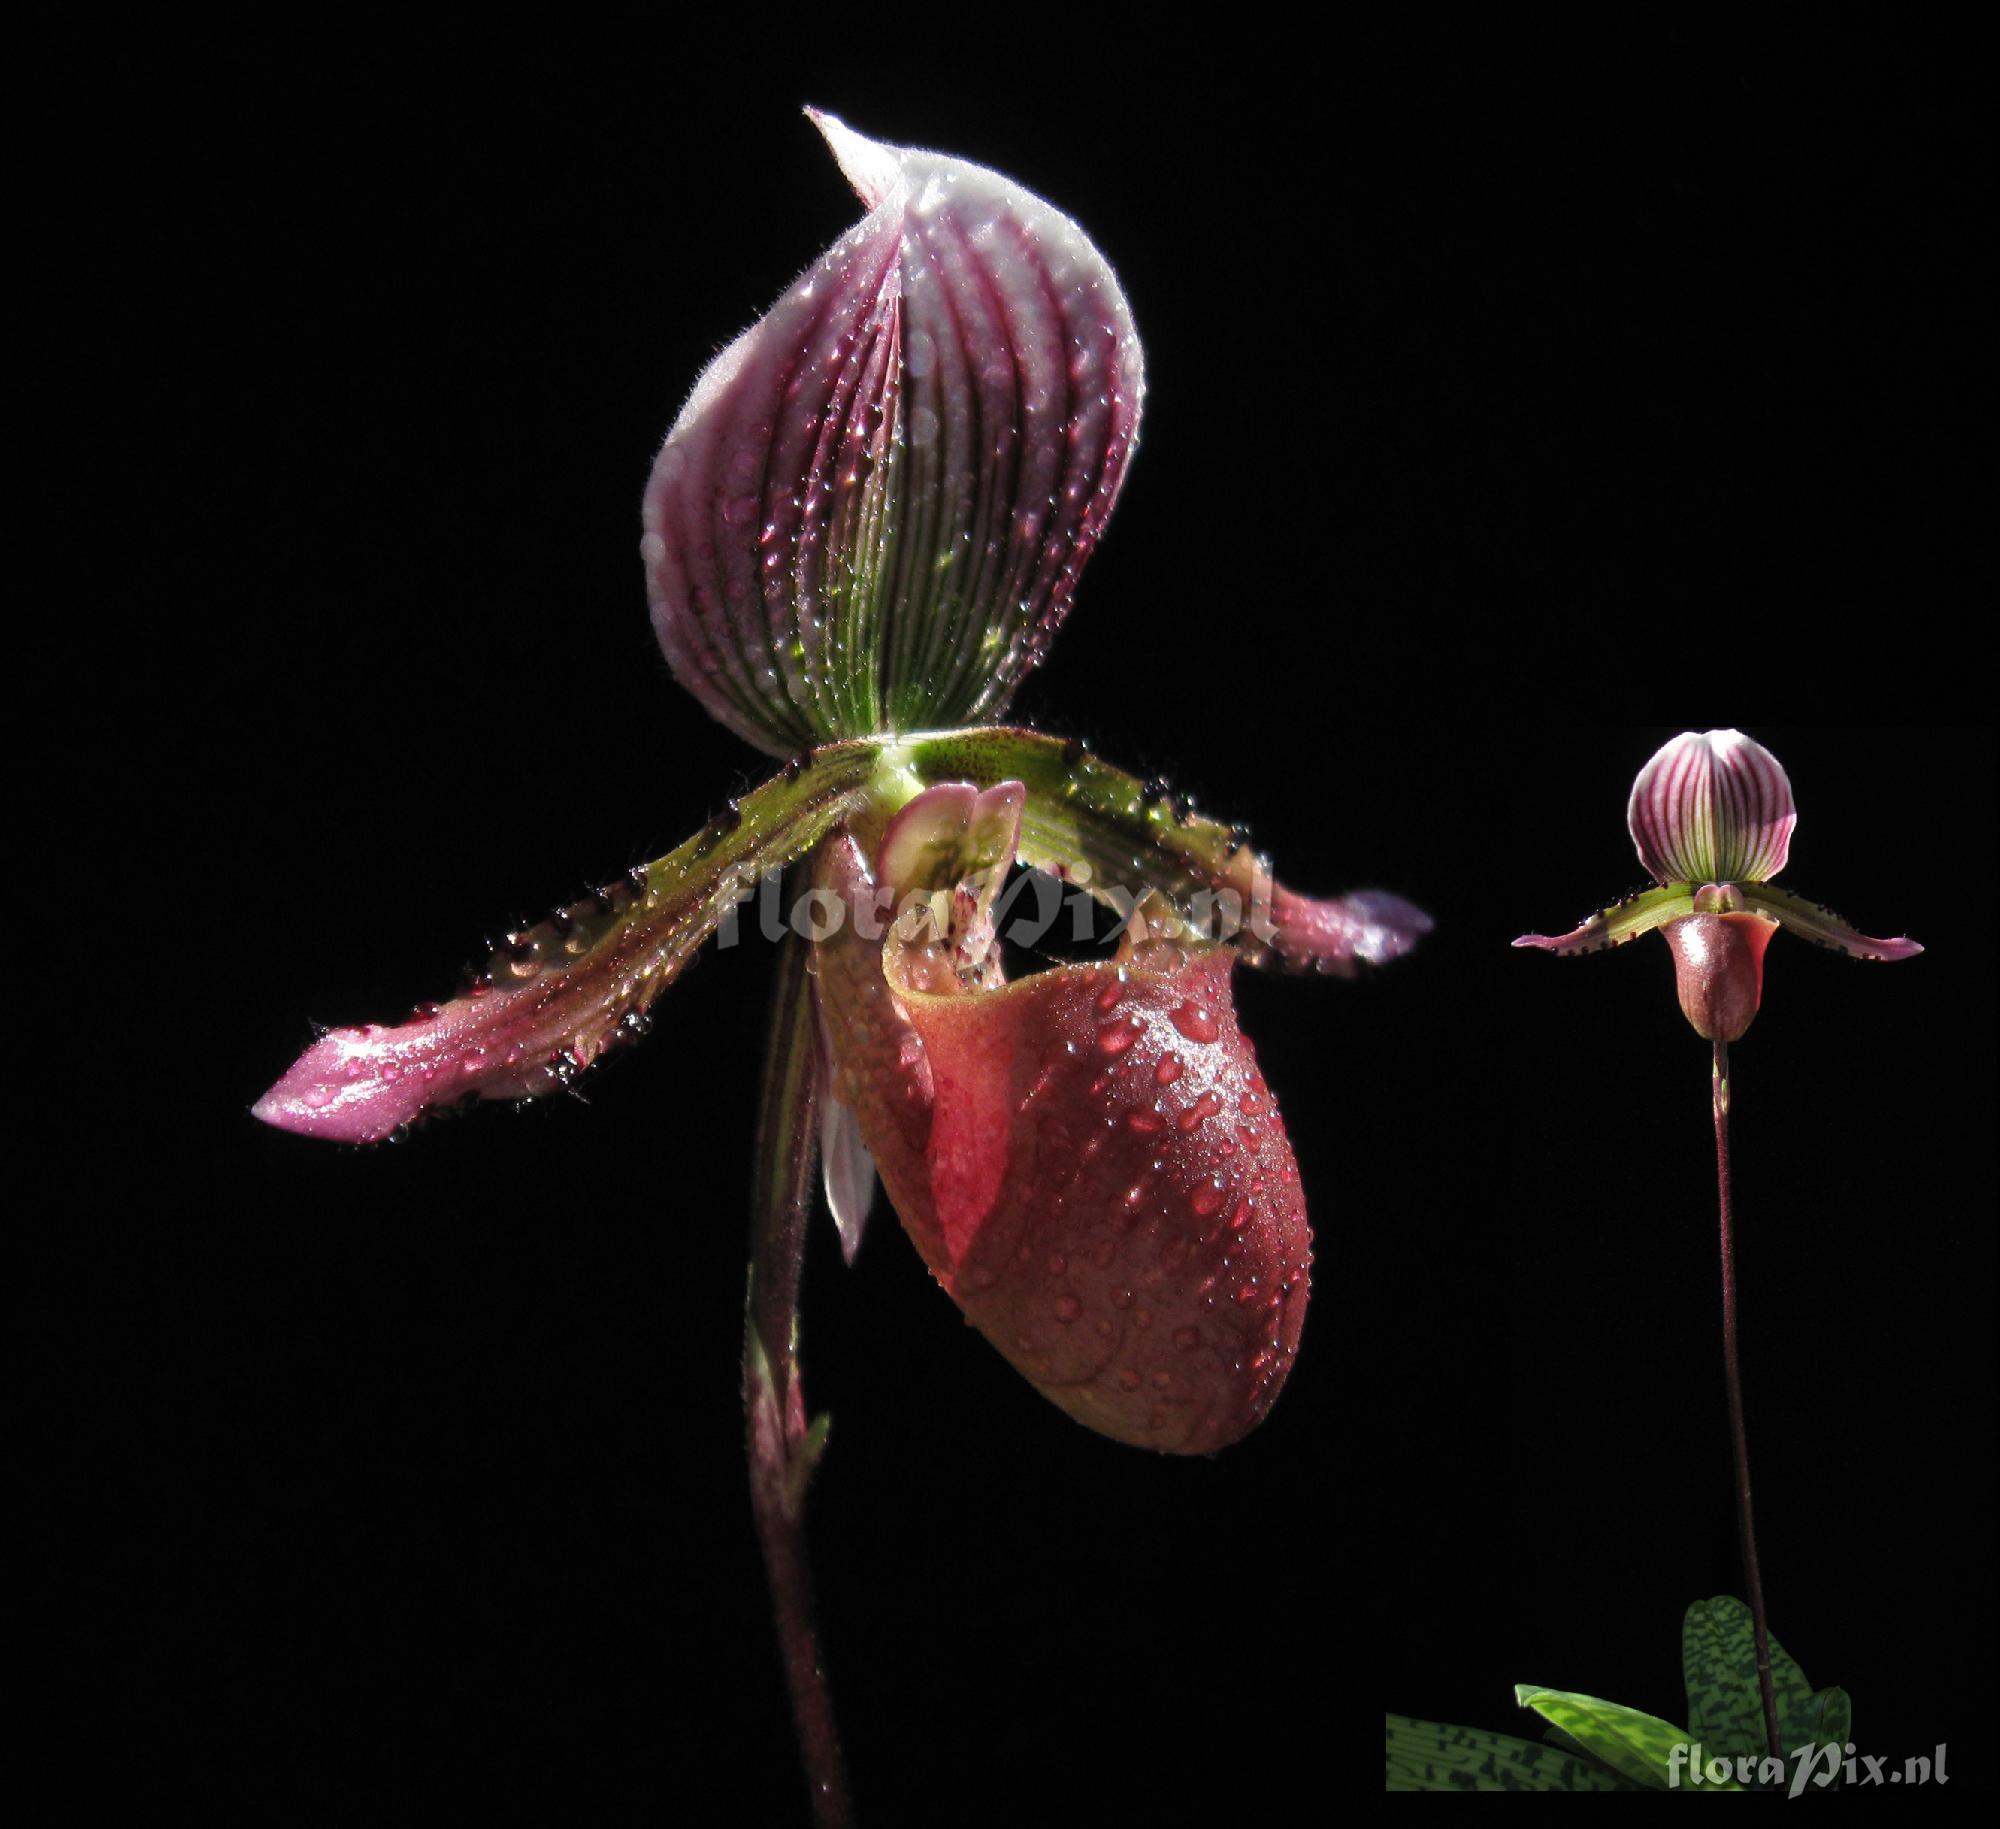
1709;1038;1780;1760
745;902;849;1824
255;112;1431;1819
1516;729;1919;1768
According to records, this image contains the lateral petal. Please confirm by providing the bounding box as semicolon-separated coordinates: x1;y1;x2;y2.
253;744;878;1142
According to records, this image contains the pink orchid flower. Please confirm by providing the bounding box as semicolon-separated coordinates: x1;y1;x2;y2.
252;110;1433;1818
1513;729;1920;1038
256;110;1429;1451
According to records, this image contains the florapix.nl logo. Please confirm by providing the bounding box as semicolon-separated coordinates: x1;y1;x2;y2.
1668;1740;1949;1795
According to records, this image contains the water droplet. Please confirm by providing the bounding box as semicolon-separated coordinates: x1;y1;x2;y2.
1149;1370;1172;1391
1116;1367;1141;1391
1095;1014;1143;1056
1095;981;1124;1013
1125;1109;1163;1136
1173;1325;1201;1352
1177;1090;1222;1133
1046;1252;1067;1276
1170;1002;1219;1044
1154;1052;1183;1086
1053;1294;1082;1324
1093;1239;1117;1269
1190;1177;1228;1218
1111;1286;1135;1310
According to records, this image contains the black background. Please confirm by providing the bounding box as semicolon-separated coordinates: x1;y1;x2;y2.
45;18;1992;1818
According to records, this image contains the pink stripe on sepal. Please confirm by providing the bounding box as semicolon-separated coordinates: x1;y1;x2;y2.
642;112;1145;755
1627;730;1796;886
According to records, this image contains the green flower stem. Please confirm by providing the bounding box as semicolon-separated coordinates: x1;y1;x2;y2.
744;916;850;1827
1712;1039;1781;1761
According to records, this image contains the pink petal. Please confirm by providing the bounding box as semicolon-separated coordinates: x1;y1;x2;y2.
1512;883;1697;955
1627;730;1796;886
1255;885;1434;977
642;112;1144;755
252;872;675;1144
1741;883;1924;961
254;747;877;1142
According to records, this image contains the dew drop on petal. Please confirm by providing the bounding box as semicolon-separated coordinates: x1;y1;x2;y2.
1169;1002;1219;1044
1095;1014;1143;1056
1190;1177;1228;1219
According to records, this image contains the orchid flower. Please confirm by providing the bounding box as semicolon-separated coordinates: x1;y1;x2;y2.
1513;729;1920;1041
254;111;1430;1819
1512;729;1919;1764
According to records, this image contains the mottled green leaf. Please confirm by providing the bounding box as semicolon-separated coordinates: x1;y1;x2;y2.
1385;1714;1641;1791
1514;1685;1734;1791
1681;1596;1823;1761
1683;1596;1769;1762
1792;1687;1852;1791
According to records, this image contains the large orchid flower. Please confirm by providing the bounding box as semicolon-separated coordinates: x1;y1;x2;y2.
254;111;1429;1819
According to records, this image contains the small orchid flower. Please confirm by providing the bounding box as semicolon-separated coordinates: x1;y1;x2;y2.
1513;729;1919;1765
254;112;1429;1819
1512;729;1920;1040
